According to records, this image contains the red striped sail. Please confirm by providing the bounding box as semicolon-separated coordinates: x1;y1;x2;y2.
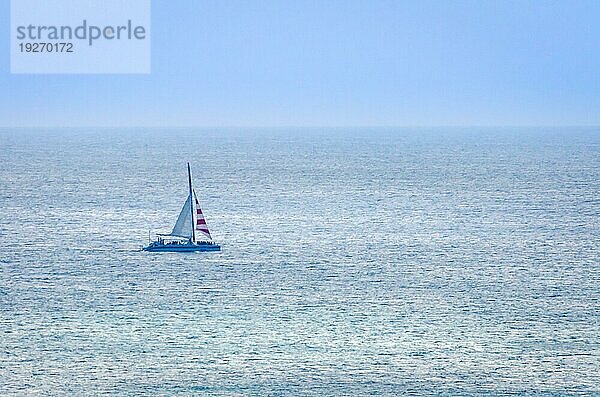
195;197;212;240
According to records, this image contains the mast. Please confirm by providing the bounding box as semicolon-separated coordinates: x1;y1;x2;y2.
187;162;196;243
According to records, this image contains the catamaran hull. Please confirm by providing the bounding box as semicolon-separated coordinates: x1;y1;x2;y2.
143;244;221;252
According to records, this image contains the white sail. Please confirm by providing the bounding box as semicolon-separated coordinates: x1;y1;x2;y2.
169;193;193;238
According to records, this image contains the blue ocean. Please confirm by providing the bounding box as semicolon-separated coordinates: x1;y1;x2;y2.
0;127;598;395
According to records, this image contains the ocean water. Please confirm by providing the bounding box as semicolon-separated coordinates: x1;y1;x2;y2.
0;127;598;396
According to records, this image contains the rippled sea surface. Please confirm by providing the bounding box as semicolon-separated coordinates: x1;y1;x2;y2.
0;128;598;396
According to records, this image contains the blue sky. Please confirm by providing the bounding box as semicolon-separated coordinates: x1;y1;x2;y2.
1;0;599;127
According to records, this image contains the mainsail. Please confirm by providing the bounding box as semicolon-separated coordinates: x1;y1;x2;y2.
170;194;193;238
194;191;212;240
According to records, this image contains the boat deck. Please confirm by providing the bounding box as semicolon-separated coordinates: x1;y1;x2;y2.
143;242;221;252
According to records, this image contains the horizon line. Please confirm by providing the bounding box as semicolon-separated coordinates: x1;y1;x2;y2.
1;124;599;130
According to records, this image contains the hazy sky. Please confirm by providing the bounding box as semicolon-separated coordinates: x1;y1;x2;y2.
1;0;599;127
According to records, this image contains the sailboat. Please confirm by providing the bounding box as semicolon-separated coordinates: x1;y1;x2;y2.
143;163;221;252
